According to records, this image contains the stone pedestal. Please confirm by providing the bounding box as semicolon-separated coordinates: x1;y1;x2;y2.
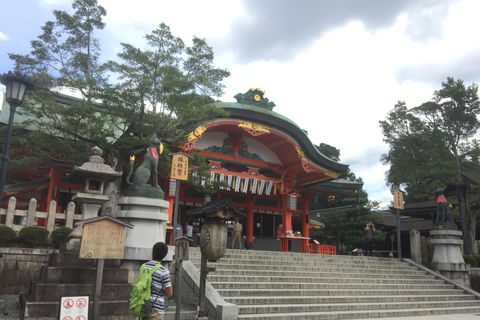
117;196;170;260
430;230;471;287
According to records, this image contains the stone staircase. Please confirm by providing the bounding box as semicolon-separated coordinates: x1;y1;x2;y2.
189;249;480;319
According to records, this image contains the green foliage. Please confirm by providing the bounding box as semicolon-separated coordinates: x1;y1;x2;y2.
17;227;50;248
309;204;385;253
188;152;229;193
380;78;480;255
315;143;340;162
472;255;480;267
0;225;17;247
50;227;73;249
463;255;477;267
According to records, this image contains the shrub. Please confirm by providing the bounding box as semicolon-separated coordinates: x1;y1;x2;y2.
50;227;73;249
473;255;480;268
463;255;477;267
17;226;50;248
0;225;17;247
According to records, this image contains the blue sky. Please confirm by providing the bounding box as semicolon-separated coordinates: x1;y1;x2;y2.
1;0;480;208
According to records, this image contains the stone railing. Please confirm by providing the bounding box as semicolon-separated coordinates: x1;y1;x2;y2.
0;196;80;232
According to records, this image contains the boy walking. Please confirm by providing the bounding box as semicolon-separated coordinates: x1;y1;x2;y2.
143;242;173;320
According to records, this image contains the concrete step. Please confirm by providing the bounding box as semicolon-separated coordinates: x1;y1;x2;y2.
214;279;455;290
48;252;121;268
225;294;478;305
207;271;434;282
215;288;465;297
206;268;434;279
29;280;132;301
196;261;421;272
236;299;480;314
40;265;129;284
20;294;130;318
235;306;480;319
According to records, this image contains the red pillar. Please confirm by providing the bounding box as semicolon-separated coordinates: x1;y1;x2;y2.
301;195;311;238
281;195;292;233
246;195;254;249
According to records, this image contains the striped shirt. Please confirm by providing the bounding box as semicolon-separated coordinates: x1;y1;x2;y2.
143;261;171;314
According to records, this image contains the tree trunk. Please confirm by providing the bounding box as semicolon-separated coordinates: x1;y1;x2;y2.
457;185;477;255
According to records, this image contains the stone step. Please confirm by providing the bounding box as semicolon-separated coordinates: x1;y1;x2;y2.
192;256;410;267
235;306;480;319
29;280;132;301
49;252;121;268
196;261;420;272
225;294;477;305
40;265;129;284
215;288;465;297
20;293;130;318
236;299;480;314
205;268;433;278
207;271;434;283
213;279;455;290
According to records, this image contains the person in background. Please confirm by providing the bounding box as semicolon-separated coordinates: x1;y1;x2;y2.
185;221;193;246
231;219;243;249
363;222;375;256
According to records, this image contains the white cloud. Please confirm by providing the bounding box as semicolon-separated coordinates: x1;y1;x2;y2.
0;32;9;41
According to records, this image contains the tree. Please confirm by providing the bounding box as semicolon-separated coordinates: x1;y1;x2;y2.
380;78;480;255
8;0;109;168
7;0;230;214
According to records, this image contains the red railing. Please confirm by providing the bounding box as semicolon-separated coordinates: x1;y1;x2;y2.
308;243;336;255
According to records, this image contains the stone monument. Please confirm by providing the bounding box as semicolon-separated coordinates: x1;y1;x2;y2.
117;135;170;260
430;188;470;287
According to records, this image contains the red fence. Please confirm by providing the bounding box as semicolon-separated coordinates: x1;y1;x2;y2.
308;243;336;255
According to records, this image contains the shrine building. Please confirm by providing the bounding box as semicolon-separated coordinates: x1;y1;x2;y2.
0;88;362;251
164;88;362;250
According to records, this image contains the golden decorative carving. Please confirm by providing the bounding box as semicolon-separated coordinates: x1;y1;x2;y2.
188;126;207;141
238;120;270;135
295;146;308;163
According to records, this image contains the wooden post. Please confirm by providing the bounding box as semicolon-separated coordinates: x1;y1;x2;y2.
93;258;104;320
396;208;402;259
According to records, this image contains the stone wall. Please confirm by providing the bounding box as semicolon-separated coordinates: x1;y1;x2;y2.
0;247;57;294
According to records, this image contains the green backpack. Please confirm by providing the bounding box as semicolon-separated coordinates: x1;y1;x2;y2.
129;263;162;318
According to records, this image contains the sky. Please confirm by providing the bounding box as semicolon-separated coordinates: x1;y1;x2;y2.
1;0;480;208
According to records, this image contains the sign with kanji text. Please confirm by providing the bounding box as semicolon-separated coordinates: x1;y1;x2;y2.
171;153;189;181
79;216;132;259
59;296;89;320
393;190;404;210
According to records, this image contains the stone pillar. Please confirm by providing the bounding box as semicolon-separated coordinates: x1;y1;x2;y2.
410;229;422;264
420;236;428;266
117;196;170;260
430;230;471;287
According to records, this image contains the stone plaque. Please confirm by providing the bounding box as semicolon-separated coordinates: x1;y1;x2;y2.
80;219;126;259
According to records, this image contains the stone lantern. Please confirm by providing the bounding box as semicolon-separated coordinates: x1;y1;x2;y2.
186;198;245;318
186;198;245;261
71;146;122;220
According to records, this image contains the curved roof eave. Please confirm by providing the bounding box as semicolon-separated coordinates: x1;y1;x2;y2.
211;102;349;174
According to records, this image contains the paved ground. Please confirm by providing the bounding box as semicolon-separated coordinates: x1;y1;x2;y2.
360;316;480;320
3;294;480;320
0;295;21;320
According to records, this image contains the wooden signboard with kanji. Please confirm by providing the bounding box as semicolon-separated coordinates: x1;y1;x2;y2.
171;153;189;181
80;217;129;259
393;190;404;210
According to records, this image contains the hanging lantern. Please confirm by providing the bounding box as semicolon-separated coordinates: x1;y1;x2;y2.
328;195;335;203
287;193;299;210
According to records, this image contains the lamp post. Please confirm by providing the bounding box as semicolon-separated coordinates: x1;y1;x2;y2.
0;72;35;199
